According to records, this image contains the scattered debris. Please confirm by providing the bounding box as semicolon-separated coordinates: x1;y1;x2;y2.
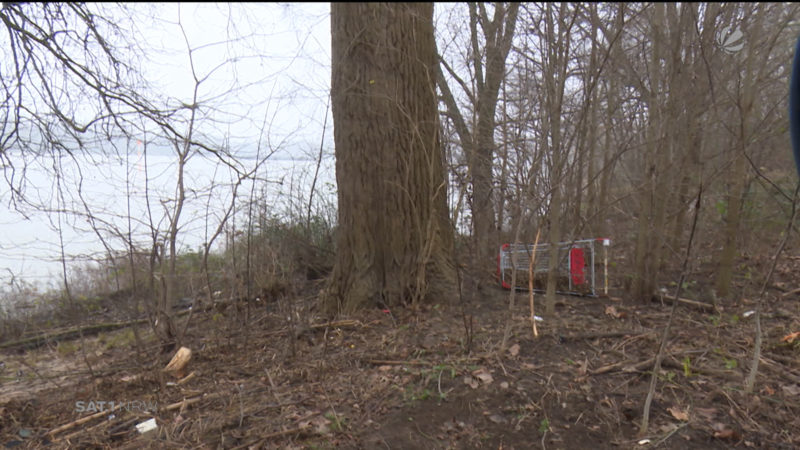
667;406;689;422
135;418;157;434
781;331;800;343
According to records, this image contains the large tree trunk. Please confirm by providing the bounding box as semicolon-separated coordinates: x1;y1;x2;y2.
323;3;455;315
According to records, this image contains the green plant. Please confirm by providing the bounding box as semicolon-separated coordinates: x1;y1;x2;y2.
324;412;346;432
433;364;457;379
539;418;550;433
104;329;135;349
715;200;727;218
682;356;692;377
57;341;78;356
419;388;432;400
723;357;738;370
660;371;676;383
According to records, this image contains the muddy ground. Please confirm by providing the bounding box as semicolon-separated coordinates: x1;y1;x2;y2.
1;267;800;449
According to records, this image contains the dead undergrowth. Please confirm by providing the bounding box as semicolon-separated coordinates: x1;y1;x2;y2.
1;275;800;449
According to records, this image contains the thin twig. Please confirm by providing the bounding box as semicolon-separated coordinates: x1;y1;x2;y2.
529;228;542;338
640;185;702;436
745;182;800;392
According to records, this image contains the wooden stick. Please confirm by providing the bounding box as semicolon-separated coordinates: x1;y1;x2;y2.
655;295;715;312
164;395;205;411
310;319;362;329
363;359;432;366
591;356;656;375
604;240;609;295
559;330;651;341
529;229;541;338
229;427;309;450
176;371;197;386
48;403;126;436
781;287;800;297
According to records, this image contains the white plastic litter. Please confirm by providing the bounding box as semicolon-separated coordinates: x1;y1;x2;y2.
136;418;157;434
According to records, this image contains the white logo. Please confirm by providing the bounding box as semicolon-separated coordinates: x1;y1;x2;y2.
717;25;745;54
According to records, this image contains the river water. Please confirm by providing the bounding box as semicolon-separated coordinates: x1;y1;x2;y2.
0;149;337;291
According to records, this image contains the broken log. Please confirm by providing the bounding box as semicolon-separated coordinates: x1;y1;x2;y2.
163;347;192;379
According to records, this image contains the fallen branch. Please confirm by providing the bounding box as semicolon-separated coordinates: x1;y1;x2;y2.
591;350;715;376
560;330;652;342
363;359;433;366
310;319;362;329
1;319;148;351
663;356;740;381
176;371;197;386
592;356;656;376
653;295;715;312
1;309;192;352
164;394;209;411
781;287;800;297
228;427;310;450
261;319;364;338
48;403;126;437
759;356;800;385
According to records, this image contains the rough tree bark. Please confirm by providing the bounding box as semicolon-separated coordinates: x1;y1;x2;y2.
323;3;455;315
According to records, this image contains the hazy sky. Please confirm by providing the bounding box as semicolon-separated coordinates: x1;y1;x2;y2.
139;3;333;158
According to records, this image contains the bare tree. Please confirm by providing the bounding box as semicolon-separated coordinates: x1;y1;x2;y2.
437;2;520;276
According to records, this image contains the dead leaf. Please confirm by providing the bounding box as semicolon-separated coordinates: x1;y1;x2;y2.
488;414;507;424
711;422;738;440
760;385;775;396
695;407;717;420
378;365;392;372
509;343;520;357
713;428;736;440
463;375;479;389
299;415;331;435
577;358;589;376
781;384;800;396
660;423;679;433
668;406;690;422
781;331;800;343
472;368;494;385
605;305;626;319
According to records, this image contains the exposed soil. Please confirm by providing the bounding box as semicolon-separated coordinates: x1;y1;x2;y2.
2;269;800;449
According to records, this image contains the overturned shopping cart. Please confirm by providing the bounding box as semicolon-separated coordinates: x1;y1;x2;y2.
497;238;610;297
